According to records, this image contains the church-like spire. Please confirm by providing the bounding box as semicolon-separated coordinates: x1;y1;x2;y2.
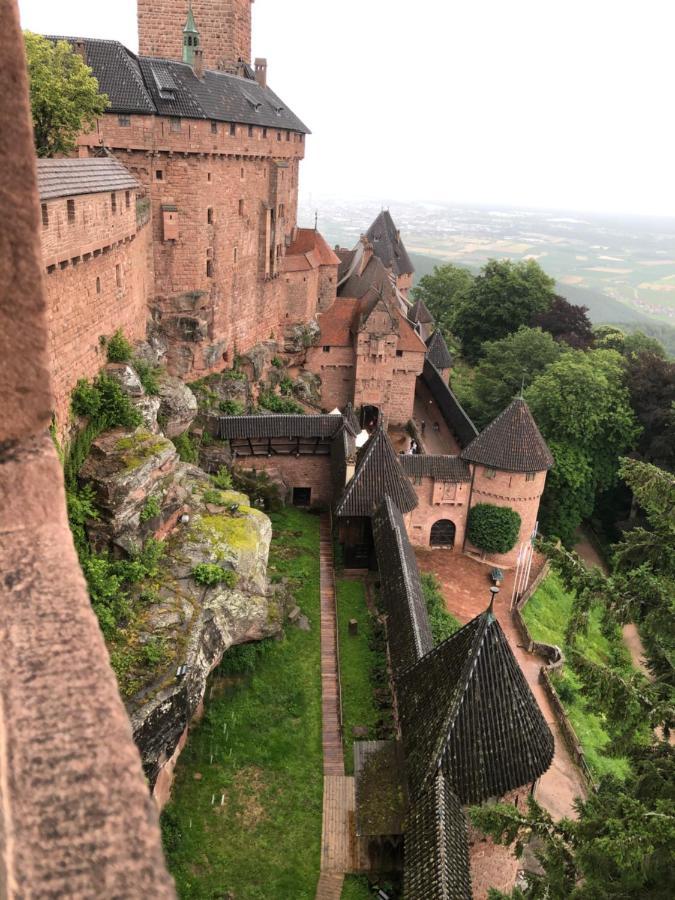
182;4;200;65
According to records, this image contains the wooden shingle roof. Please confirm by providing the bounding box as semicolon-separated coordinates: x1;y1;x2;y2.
399;455;471;483
372;496;433;673
336;428;418;518
398;605;554;804
426;330;453;370
461;397;554;473
36;157;139;201
217;414;350;440
403;772;472;900
366;210;415;277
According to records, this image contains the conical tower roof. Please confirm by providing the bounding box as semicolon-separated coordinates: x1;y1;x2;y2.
366;210;414;277
425;329;453;370
408;297;434;326
398;603;554;803
335;426;418;518
183;4;199;33
461;397;553;472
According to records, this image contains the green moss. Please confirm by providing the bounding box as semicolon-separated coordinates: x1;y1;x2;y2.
191;511;264;560
115;431;170;470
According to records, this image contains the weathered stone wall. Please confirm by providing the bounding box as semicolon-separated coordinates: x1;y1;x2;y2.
465;465;547;567
138;0;253;72
42;198;151;430
234;453;333;506
404;475;470;549
283;267;319;324
305;343;355;411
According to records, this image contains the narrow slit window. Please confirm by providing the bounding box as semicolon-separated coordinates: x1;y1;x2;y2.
111;193;117;214
207;207;213;224
67;199;75;223
230;123;236;136
41;203;49;227
115;264;122;288
125;190;131;209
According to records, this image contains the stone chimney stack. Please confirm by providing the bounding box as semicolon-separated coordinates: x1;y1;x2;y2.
255;57;267;88
73;39;87;63
193;46;204;79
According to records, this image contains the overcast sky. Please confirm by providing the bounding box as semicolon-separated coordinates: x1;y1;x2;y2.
18;0;675;217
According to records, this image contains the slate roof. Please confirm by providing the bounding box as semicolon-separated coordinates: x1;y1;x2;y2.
49;37;309;132
338;252;395;304
217;414;349;440
461;397;554;473
372;496;433;674
426;330;453;370
399;455;471;483
403;772;473;900
422;360;479;450
343;402;360;436
336;428;418;518
409;298;434;325
366;210;415;277
398;604;555;804
36;157;139;201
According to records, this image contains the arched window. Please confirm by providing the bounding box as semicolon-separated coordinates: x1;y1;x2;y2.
430;519;456;548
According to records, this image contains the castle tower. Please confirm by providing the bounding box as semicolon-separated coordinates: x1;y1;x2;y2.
182;5;200;65
138;0;253;73
460;397;554;566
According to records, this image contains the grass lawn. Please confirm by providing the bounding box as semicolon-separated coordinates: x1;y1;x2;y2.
523;572;631;780
336;579;380;774
341;874;373;898
161;507;323;899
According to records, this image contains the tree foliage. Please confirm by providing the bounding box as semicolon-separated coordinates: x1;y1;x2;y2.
467;503;521;554
409;262;474;341
532;295;594;350
624;351;675;470
24;33;108;157
451;259;556;363
525;350;640;542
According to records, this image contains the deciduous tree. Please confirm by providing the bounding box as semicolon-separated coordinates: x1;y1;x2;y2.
532;295;594;349
409;262;473;341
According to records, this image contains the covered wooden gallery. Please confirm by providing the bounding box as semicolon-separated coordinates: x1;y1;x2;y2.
349;495;555;899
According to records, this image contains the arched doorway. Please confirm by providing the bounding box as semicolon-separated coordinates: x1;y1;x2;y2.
362;405;380;431
430;519;456;548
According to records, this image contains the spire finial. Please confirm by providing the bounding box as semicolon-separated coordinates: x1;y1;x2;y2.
314;209;318;232
519;375;525;399
488;586;499;618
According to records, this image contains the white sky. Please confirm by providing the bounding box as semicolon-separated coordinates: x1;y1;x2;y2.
17;0;675;217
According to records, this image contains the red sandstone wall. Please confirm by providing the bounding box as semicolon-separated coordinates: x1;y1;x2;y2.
354;340;423;426
138;0;252;71
404;477;470;549
284;268;319;324
234;455;333;506
305;344;355;411
465;466;547;567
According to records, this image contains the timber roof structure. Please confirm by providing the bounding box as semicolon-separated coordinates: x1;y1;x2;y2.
398;604;555;804
366;210;415;277
217;414;353;441
399;455;471;483
461;397;554;473
403;772;473;900
36;158;139;201
48;37;309;132
336;428;418;519
425;330;453;370
372;496;432;673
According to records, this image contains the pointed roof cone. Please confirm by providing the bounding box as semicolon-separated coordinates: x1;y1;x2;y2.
342;401;360;436
366;210;415;277
404;771;473;900
183;3;199;33
408;297;434;326
461;397;554;472
335;425;418;518
425;329;453;370
398;603;554;803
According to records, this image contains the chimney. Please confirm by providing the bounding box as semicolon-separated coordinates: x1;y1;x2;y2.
255;57;267;89
73;39;87;64
193;46;204;80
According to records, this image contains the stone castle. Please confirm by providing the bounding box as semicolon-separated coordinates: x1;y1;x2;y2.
38;0;553;574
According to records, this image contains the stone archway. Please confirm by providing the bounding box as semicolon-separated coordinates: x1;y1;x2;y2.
430;519;456;548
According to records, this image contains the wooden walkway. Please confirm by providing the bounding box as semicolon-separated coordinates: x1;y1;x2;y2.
316;515;356;899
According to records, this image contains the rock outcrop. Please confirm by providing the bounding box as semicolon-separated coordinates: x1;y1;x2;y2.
156;373;198;437
104;362;161;432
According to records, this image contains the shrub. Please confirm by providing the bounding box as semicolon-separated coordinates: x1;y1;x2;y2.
211;467;233;490
142;637;167;666
257;390;303;414
271;356;283;368
279;376;294;396
71;373;141;429
421;572;460;644
467;503;521;554
219;399;246;415
140;494;161;523
222;368;246;381
173;431;199;463
191;563;237;587
132;358;161;395
106;329;133;363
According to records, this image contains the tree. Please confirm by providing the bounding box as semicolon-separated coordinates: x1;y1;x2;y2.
470;743;675;900
625;351;675;470
24;33;108;157
451;259;556;363
456;326;562;429
525;350;640;542
532;295;594;350
409;263;473;341
467;504;521;555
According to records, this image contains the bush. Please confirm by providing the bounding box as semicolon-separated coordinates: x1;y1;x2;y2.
211;467;233;490
279;376;294;396
219;399;246;415
257;390;303;414
132;358;161;395
71;373;142;430
173;431;199;463
140;494;161;523
191;563;237;587
467;503;521;554
106;329;133;363
271;356;283;368
421;572;460;644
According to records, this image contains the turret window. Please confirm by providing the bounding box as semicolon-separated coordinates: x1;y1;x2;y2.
170;117;182;132
525;472;536;481
118;115;130;127
211;121;218;134
230;123;236;136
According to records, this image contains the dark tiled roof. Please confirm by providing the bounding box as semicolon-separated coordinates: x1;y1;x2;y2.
339;252;396;306
398;606;555;804
422;360;479;449
354;740;408;837
399;455;471;483
426;330;453;370
50;37;309;132
343;402;360;436
461;398;554;473
372;496;433;673
366;210;415;277
403;772;472;900
336;428;418;518
409;298;434;325
217;414;347;440
36;157;139;201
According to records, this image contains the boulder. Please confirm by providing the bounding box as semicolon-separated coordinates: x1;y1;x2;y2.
239;341;276;382
104;363;144;397
293;371;322;406
157;374;198;437
283;319;320;354
134;394;161;433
